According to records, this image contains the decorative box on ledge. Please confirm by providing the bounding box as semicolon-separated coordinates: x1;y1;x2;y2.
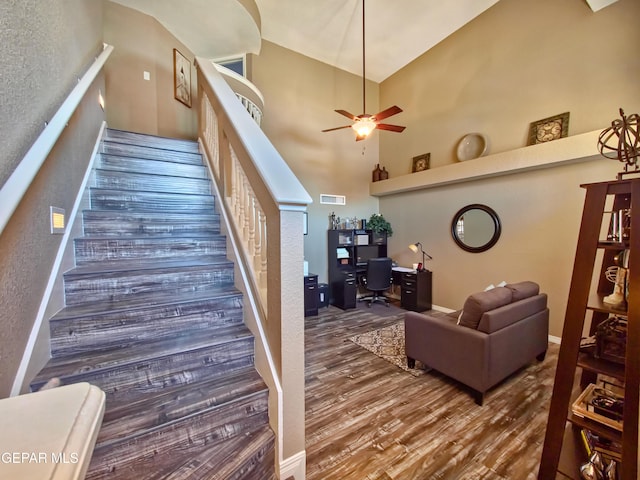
0;382;105;480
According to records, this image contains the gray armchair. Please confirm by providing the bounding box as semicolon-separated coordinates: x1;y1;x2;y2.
404;281;549;405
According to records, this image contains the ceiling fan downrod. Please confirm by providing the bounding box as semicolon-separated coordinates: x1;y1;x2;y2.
361;0;366;114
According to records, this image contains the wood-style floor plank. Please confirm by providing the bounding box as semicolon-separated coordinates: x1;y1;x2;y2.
305;305;559;480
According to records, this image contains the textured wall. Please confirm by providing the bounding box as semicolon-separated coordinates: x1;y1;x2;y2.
379;0;640;173
0;1;104;397
377;0;640;337
0;0;104;186
103;1;197;140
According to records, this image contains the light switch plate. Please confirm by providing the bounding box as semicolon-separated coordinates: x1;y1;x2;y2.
143;71;150;81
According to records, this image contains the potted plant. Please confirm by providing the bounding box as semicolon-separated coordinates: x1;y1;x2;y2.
367;213;393;238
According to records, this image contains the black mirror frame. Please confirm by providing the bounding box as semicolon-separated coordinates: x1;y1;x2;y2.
451;204;501;253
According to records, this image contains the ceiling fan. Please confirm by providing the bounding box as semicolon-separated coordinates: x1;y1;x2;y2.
322;0;405;141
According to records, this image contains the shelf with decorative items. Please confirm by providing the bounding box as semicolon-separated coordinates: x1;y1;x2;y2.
538;109;639;480
370;128;606;197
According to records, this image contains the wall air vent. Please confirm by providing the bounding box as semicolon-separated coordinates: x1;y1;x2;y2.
320;194;346;206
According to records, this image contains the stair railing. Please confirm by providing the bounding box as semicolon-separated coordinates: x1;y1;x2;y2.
213;62;264;126
196;57;311;479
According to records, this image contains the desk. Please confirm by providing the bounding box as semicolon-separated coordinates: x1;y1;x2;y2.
332;267;432;311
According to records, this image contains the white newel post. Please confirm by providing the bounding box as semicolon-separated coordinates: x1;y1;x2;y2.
271;208;306;480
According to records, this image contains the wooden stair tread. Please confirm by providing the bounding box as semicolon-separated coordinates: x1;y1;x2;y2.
87;395;270;479
32;324;253;384
66;255;231;276
105;129;200;154
100;142;203;166
98;154;208;179
160;425;276;480
89;187;215;209
83;207;217;217
94;169;211;196
97;367;267;444
50;286;242;321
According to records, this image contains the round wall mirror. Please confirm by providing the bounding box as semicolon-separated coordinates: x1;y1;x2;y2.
451;204;501;253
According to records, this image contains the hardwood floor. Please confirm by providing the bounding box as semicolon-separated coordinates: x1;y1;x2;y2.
305;305;559;480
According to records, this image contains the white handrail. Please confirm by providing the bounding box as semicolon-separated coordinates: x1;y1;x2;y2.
197;58;311;208
0;44;114;235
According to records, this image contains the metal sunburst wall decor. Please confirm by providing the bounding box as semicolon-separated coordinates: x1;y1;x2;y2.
597;108;640;179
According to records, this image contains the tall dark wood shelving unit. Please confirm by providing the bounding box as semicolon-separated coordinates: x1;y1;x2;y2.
538;179;640;479
327;229;387;309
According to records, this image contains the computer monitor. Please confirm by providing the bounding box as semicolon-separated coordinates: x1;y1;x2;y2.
356;245;380;266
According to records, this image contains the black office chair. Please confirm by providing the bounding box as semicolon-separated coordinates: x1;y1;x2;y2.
359;257;393;307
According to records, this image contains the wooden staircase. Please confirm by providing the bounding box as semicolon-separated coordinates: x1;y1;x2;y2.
31;129;276;479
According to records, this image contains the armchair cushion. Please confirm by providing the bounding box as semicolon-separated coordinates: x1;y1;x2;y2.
506;281;539;301
458;287;513;329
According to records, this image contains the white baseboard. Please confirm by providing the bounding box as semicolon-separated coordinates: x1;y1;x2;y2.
279;450;305;480
548;335;561;344
431;304;456;313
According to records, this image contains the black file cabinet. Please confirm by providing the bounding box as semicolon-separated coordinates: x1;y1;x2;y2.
331;269;357;310
304;274;319;317
401;270;432;312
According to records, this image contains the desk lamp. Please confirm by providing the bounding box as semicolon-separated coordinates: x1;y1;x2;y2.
409;242;432;271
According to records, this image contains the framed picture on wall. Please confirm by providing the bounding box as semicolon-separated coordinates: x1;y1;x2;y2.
412;153;430;172
173;48;192;108
527;112;569;145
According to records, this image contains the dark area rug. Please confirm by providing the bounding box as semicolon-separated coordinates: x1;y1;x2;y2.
348;318;430;376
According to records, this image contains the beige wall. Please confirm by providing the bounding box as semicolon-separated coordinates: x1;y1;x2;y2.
251;41;381;282
377;0;639;336
0;1;105;397
379;0;640;173
103;1;197;140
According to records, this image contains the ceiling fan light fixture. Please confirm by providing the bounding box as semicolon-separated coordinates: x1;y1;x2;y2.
321;0;405;139
351;117;376;137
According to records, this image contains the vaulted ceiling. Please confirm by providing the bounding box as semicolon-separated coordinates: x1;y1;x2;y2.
110;0;615;82
110;0;500;82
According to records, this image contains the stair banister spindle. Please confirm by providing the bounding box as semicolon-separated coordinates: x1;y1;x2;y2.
247;194;256;253
259;211;268;288
251;205;263;272
242;177;251;241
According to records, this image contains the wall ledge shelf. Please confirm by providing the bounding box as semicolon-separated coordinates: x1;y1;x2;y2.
370;128;605;197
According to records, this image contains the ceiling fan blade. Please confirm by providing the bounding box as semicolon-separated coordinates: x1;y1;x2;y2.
322;125;353;132
335;109;358;120
376;123;406;133
373;105;403;122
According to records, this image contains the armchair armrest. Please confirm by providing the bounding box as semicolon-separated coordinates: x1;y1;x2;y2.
404;312;490;392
